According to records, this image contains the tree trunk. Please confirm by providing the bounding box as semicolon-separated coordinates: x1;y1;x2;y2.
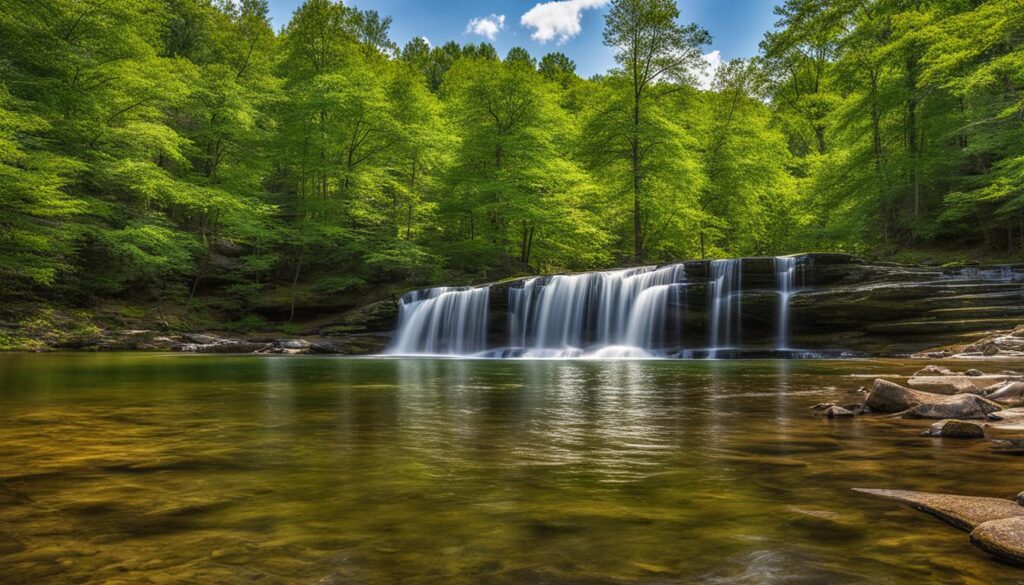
288;250;304;323
632;93;643;263
906;57;920;219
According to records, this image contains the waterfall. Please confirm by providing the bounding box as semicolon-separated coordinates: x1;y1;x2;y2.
775;256;798;349
388;287;489;355
708;259;742;358
512;264;686;354
508;277;539;347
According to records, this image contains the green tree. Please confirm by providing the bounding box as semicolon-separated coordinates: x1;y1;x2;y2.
598;0;710;261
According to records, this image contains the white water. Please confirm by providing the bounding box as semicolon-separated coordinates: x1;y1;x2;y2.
388;287;489;355
511;264;687;355
708;259;742;358
775;256;798;349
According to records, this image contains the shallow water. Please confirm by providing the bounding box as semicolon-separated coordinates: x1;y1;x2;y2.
1;353;1023;584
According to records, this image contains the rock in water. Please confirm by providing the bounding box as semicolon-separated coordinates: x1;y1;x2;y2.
970;517;1024;566
903;397;1002;420
921;420;985;439
965;368;985;377
865;379;930;412
914;365;957;377
824;405;855;419
984;343;1000;356
865;379;1001;419
986;382;1024;406
907;376;978;395
852;488;1024;532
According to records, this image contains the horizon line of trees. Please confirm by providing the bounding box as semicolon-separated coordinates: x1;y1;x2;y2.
1;0;1020;321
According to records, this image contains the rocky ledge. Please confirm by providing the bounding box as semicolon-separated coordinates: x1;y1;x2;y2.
854;489;1024;566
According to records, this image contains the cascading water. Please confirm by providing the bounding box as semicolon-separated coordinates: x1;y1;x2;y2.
775;256;798;350
508;277;539;347
388;287;489;355
508;264;687;356
388;256;816;359
707;259;742;358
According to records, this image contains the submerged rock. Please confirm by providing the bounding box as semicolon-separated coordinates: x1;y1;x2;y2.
824;405;856;419
921;420;985;439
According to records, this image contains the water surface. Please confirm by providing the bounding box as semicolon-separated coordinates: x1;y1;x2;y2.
1;354;1023;584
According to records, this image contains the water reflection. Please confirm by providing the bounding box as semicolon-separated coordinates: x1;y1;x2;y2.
0;354;1022;584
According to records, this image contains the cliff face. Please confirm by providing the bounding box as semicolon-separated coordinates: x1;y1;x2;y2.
332;254;1024;356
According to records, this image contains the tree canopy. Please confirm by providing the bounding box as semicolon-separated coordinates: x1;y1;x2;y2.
0;0;1020;322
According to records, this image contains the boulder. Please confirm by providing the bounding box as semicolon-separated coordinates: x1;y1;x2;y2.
914;365;956;377
865;379;929;413
903;396;1002;420
852;488;1024;532
1016;492;1024;507
986;382;1024;406
921;420;985;439
965;368;985;377
970;516;1024;566
865;379;1002;419
984;343;1000;356
824;405;855;418
907;376;978;395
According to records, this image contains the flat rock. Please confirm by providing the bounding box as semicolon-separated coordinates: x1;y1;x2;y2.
903;396;1003;420
907;376;979;395
914;365;956;377
970;516;1024;566
921;420;985;439
986;408;1024;431
853;488;1024;532
965;369;985;377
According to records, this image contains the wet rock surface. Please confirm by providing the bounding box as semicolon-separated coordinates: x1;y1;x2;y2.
853;489;1024;532
971;517;1024;566
864;379;1002;419
921;420;986;439
855;489;1024;567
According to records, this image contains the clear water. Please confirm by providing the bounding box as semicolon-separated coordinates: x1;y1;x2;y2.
1;353;1023;585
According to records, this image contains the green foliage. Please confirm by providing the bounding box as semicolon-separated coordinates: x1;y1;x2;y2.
1;0;1020;326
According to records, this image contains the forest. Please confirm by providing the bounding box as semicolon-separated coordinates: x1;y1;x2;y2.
1;0;1022;328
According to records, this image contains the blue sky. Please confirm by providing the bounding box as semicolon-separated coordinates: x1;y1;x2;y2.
265;1;781;79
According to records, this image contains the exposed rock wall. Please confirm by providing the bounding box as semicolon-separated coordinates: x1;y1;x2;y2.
363;254;1024;356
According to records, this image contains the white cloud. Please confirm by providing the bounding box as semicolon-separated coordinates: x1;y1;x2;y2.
422;36;432;48
521;0;610;44
693;50;722;90
465;14;506;41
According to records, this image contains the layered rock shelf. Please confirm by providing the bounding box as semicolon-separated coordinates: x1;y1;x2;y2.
339;254;1024;356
